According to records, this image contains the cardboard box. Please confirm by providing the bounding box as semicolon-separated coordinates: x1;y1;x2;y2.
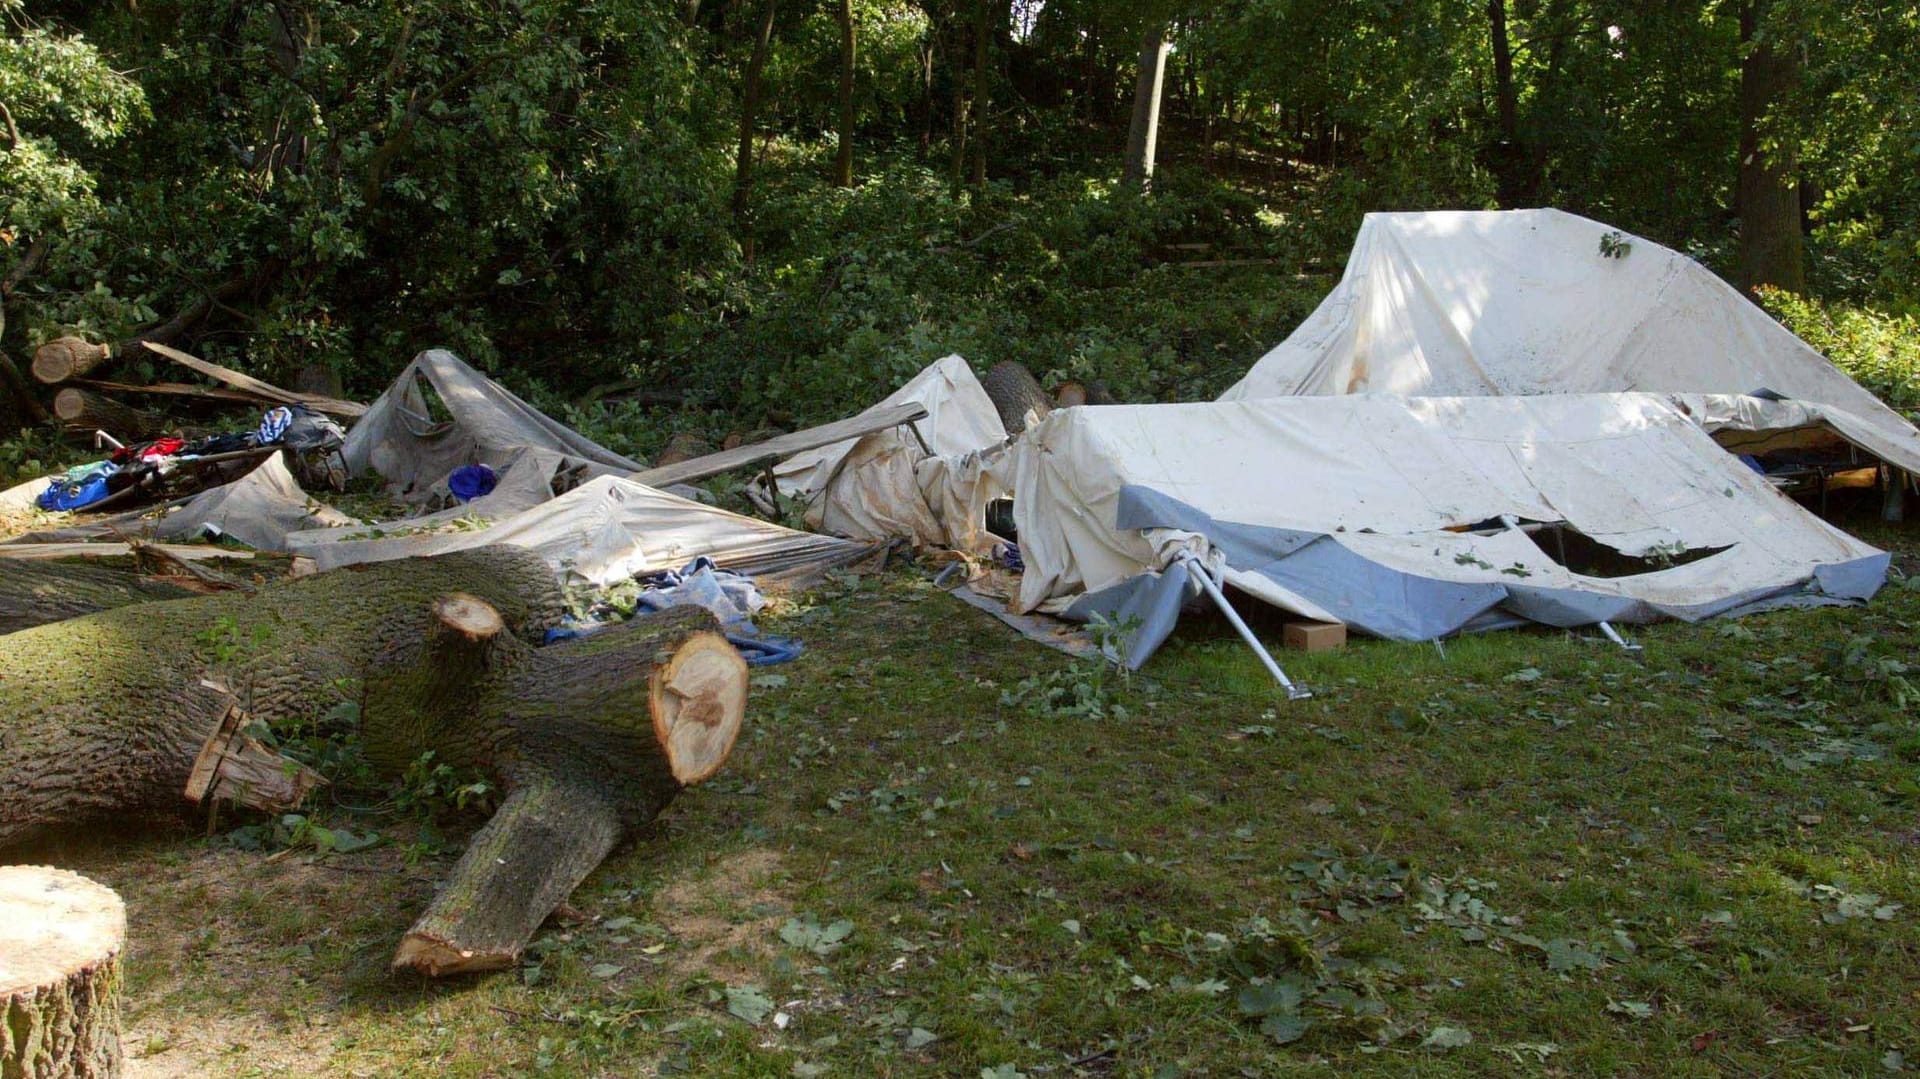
1282;621;1346;652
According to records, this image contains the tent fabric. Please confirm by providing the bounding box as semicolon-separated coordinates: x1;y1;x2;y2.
286;472;874;588
344;349;643;502
149;454;358;550
771;355;1010;549
1009;394;1887;662
1219;209;1920;471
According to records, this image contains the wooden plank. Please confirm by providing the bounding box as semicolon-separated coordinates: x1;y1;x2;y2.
72;379;265;405
0;542;254;562
629;402;930;489
139;342;368;419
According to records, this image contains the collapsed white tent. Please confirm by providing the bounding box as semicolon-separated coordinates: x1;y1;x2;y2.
1220;209;1920;476
347;349;644;502
1010;394;1887;664
771;354;1010;550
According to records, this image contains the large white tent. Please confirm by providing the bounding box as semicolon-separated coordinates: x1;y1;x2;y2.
1009;393;1887;664
1219;209;1920;474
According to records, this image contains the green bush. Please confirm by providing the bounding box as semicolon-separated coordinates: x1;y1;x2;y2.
1758;287;1920;414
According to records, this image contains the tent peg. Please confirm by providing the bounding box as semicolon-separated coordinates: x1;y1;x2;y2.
1173;552;1312;701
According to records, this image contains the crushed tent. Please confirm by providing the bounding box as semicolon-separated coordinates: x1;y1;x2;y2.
770;354;1011;550
287;471;875;589
1218;209;1920;475
1008;394;1888;666
346;349;643;502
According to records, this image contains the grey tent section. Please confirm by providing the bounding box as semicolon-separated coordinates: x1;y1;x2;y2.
148;454;358;550
1010;394;1890;666
346;349;644;501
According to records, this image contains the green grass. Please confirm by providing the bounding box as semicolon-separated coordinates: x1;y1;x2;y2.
46;519;1920;1078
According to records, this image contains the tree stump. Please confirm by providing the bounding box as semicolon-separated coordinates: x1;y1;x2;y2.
0;866;125;1079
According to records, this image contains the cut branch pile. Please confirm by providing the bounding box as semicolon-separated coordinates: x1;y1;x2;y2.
0;545;748;976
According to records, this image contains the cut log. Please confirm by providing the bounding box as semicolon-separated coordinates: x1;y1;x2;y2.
51;389;165;441
0;866;125;1079
31;336;112;385
0;547;749;977
0;560;199;635
981;360;1051;436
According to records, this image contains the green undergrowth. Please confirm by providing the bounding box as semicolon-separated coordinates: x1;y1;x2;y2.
35;517;1918;1077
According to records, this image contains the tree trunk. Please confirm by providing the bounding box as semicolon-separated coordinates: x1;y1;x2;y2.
0;866;124;1079
834;0;856;187
1122;26;1171;190
1737;0;1804;294
968;0;991;188
0;547;749;976
731;0;781;227
52;389;165;441
1486;0;1531;206
0;560;200;636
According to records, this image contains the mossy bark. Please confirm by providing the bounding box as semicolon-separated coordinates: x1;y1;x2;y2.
0;561;199;635
0;545;749;976
0;545;567;848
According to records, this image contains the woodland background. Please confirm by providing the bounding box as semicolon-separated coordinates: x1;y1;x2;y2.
3;0;1917;464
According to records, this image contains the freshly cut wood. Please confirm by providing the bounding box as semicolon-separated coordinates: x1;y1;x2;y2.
139;341;367;419
52;388;165;440
631;401;928;489
31;336;112;385
0;866;125;1079
0;559;198;635
0;547;749;977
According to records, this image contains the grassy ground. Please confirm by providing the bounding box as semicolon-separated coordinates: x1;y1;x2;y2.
33;513;1920;1078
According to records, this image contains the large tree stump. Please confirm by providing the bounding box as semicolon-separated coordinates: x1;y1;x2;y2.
0;866;125;1079
0;546;749;976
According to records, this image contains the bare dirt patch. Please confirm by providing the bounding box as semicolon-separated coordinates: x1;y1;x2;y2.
649;847;788;982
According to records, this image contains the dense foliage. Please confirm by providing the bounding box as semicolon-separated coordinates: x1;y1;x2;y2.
1;0;1916;442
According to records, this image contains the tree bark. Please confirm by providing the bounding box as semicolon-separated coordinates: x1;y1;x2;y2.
732;0;781;227
51;389;165;440
0;867;124;1079
1736;0;1804;294
0;560;199;636
1122;26;1171;190
834;0;857;187
1485;0;1533;206
0;547;749;977
968;0;991;188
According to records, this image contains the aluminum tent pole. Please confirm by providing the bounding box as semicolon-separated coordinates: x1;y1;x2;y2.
1173;551;1312;701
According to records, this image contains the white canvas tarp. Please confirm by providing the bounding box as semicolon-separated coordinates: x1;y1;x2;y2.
772;355;1010;549
149;454;358;550
1220;209;1920;473
1010;394;1887;662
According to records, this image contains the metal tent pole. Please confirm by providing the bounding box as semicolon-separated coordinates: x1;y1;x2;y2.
1173;551;1312;701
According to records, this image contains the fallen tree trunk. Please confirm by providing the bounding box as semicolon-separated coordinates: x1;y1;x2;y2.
0;866;125;1079
0;546;748;975
0;560;200;635
51;388;165;440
